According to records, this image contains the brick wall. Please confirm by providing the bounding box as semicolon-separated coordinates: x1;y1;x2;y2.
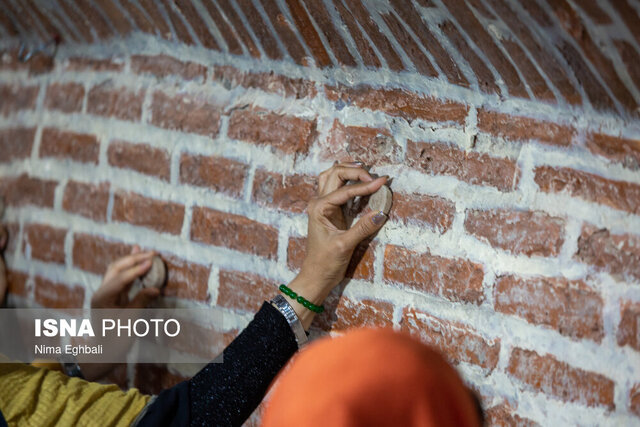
1;0;640;425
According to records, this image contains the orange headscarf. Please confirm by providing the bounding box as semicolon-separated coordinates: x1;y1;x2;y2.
262;328;482;427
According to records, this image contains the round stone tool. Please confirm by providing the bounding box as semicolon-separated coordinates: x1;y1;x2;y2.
367;185;393;215
140;256;166;289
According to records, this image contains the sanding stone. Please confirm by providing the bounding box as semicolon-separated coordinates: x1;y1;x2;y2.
141;256;166;289
368;185;393;215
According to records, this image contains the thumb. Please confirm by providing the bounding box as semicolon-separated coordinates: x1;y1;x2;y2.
128;287;160;308
342;210;388;249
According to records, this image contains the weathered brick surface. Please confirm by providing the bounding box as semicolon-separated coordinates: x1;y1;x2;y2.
112;191;185;235
477;109;575;146
179;154;247;197
535;166;640;215
495;275;603;341
464;209;565;257
131;54;207;81
575;224;640;282
150;91;221;137
23;224;66;264
0;128;35;163
391;192;455;233
212;66;317;99
190;207;278;259
631;384;640;418
324;120;401;165
108;140;170;181
406;140;519;192
87;83;144;121
34;276;85;309
384;245;484;304
0;84;39;116
218;270;276;312
64;57;124;72
62;181;110;222
586;132;640;170
0;174;57;208
326;85;468;124
6;270;29;297
507;348;615;409
228;109;316;154
484;404;537;427
252;170;316;214
617;301;640;352
72;234;132;275
161;254;210;302
40;128;100;164
317;297;393;331
44;82;85;113
402;307;500;370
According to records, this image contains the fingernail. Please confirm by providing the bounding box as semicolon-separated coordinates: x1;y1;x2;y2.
372;211;388;225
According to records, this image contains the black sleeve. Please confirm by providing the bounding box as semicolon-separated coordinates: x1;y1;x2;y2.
138;302;298;427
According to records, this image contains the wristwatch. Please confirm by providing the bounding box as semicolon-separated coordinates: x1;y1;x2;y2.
270;294;308;348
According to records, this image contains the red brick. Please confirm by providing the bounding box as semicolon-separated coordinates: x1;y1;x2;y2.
551;0;637;113
112;191;185;235
0;174;56;208
160;0;194;45
34;276;85;309
299;0;355;66
64;57;125;72
72;233;132;274
617;301;640;352
323;120;400;166
389;0;469;86
484;403;537;427
236;0;282;60
131;54;207;81
612;0;640;46
72;0;114;39
252;169;316;213
0;127;35;163
576;225;640;282
287;236;375;281
23;224;66;264
228;109;316;154
135;364;187;396
615;40;640;94
44;82;85;113
190;207;278;259
4;223;19;255
212;66;317;99
121;0;157;36
317;297;393;331
218;270;276;312
40;128;100;164
464;209;565;257
200;1;243;55
332;0;381;68
392;192;455;234
6;270;29;297
215;0;262;58
179;153;247;197
406;140;519;192
502;39;556;101
58;0;94;42
577;0;612;23
62;181;110;222
534;166;640;215
384;245;484;305
161;254;210;302
380;12;437;77
174;0;220;50
0;84;39;116
286;0;332;67
401;307;500;370
631;384;640;418
444;0;529;98
486;0;581;104
495;275;603;341
326;85;469;124
108;140;170;181
261;0;307;66
150;91;221;137
507;348;615;409
477;109;575;147
438;21;500;95
87;83;144;121
586;132;640;170
95;0;133;35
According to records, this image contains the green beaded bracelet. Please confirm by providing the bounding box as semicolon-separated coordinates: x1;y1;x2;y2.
279;284;324;313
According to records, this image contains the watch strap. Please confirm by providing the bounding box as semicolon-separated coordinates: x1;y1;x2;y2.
270;295;308;348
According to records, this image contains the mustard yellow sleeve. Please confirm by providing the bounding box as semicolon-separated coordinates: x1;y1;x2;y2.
0;355;150;427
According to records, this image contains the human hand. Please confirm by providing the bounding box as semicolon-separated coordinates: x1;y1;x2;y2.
0;226;7;307
288;162;389;328
91;246;160;309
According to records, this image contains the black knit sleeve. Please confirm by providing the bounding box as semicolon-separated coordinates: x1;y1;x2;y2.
137;302;298;427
